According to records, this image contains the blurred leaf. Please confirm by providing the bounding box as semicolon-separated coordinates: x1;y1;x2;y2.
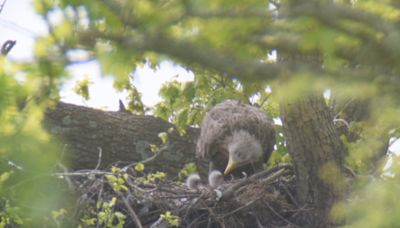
135;163;145;172
72;74;91;100
158;132;168;144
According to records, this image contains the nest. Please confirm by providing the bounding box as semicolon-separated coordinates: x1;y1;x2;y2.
59;164;312;227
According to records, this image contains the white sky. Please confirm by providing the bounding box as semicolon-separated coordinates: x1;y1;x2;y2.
0;0;193;110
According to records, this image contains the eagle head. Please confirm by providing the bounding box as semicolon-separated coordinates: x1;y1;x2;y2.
224;130;264;175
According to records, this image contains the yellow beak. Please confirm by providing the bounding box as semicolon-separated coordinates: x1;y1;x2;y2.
224;158;238;175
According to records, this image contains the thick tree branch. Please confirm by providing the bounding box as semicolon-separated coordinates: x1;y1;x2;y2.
44;102;205;177
286;1;400;65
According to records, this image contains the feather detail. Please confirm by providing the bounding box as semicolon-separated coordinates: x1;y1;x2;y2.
196;100;275;176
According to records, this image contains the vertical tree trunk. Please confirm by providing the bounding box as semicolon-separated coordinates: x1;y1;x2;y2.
277;3;346;223
280;95;346;226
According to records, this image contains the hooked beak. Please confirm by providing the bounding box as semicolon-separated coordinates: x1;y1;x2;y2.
224;157;238;175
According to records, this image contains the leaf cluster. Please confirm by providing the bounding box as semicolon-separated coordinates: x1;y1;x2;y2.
4;0;400;226
0;55;71;226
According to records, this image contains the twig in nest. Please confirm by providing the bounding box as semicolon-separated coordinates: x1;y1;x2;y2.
280;180;299;208
222;165;290;201
116;191;143;228
121;144;168;171
263;199;302;228
220;197;261;218
181;191;209;221
252;163;292;180
259;168;286;184
206;205;225;227
54;170;112;177
184;213;209;228
96;181;105;228
102;173;144;228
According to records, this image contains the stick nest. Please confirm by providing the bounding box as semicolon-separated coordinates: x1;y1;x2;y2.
61;164;311;227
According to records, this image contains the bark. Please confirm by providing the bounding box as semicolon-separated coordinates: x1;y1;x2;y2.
331;98;389;174
44;102;206;177
280;95;346;226
277;6;347;223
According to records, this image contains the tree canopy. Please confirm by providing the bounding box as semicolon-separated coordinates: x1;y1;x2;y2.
1;0;400;227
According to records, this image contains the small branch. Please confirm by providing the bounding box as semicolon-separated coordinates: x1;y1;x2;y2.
219;197;261;218
54;170;112;177
117;191;143;228
186;7;271;19
280;180;299;208
1;40;16;56
59;162;299;227
221;164;291;200
0;0;8;14
95;147;103;170
263;199;302;228
121;144;167;171
259;167;287;184
95;181;105;228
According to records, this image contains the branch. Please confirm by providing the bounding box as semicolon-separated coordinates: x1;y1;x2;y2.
96;0;287;82
221;164;292;201
286;1;400;64
1;40;16;56
79;29;289;83
184;6;272;19
116;191;143;228
286;1;392;35
0;0;7;14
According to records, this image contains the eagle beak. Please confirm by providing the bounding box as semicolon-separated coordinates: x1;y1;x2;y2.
224;157;238;175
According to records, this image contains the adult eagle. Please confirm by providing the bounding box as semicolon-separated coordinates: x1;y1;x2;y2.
196;100;276;177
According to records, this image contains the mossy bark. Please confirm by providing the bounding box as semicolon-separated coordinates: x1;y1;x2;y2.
44;102;205;177
280;95;346;226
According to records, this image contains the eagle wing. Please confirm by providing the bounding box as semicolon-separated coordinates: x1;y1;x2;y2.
196;100;275;163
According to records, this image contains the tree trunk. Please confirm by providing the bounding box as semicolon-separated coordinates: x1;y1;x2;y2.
277;5;346;223
280;95;346;226
44;102;205;177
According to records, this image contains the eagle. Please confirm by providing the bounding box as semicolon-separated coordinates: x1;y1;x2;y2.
196;100;276;177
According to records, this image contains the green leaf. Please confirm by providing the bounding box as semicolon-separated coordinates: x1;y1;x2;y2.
135;163;145;172
72;75;91;100
158;132;168;144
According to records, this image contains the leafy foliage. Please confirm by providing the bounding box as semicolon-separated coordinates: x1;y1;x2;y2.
72;74;91;100
178;162;197;181
154;70;277;132
106;167;129;192
0;0;399;226
160;211;180;227
0;53;69;225
82;197;126;228
332;154;400;227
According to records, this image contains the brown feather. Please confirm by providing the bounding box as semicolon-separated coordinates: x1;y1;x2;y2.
196;100;275;176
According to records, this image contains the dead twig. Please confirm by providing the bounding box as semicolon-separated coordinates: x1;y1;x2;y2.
117;191;143;228
1;40;16;56
121;144;168;171
263;199;303;228
95;147;103;170
222;164;291;201
57;163;301;227
220;197;261;218
0;0;7;14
